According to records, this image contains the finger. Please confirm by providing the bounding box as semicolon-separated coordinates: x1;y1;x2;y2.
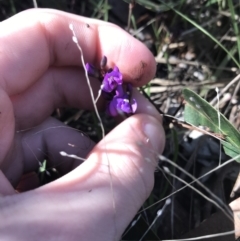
4;117;95;186
11;67;161;130
16;173;40;192
40;114;165;239
0;170;16;195
0;114;164;240
133;88;162;122
113;88;162;125
0;88;15;163
230;198;240;238
11;67;103;129
0;9;156;96
9;85;162;185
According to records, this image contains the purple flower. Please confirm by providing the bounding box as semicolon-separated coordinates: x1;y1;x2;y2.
108;96;137;116
85;63;99;78
108;85;137;116
86;63;95;75
100;55;107;68
86;60;137;116
102;66;123;92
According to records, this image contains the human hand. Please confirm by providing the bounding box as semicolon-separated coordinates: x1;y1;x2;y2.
230;198;240;238
0;9;165;241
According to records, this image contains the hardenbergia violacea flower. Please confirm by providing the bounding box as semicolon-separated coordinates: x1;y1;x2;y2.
85;56;137;116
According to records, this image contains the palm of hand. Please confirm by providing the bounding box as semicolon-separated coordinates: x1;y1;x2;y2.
0;9;165;241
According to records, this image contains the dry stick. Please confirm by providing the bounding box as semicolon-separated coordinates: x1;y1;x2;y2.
159;155;233;220
161;230;235;241
223;77;240;115
210;73;240;106
122;214;141;237
69;24;118;240
162;165;233;221
216;28;232;49
180;14;222;37
139;199;171;241
127;1;135;32
139;159;235;240
155;56;238;72
131;17;158;37
119;101;231;236
137;139;233;219
140;155;238;214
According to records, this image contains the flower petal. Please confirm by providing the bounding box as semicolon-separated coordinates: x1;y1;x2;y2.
102;66;123;92
86;63;96;76
130;98;137;113
108;98;118;116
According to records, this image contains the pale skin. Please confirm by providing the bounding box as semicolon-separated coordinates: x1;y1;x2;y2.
1;8;238;241
0;9;165;241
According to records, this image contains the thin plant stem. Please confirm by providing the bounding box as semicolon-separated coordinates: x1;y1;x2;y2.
69;24;105;138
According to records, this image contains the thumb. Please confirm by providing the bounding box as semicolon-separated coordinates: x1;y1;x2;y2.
0;114;164;241
43;113;165;239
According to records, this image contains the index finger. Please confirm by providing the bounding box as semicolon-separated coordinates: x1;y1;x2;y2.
0;8;156;95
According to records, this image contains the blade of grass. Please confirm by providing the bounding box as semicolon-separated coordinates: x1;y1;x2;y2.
90;0;104;19
122;0;179;12
171;0;187;25
103;0;109;22
227;0;240;63
131;14;137;31
158;0;240;68
205;0;221;7
9;0;16;14
214;45;238;77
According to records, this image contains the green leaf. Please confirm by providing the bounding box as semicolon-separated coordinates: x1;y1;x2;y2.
183;89;240;162
221;141;240;162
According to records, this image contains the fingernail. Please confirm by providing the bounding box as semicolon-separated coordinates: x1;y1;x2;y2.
143;118;164;153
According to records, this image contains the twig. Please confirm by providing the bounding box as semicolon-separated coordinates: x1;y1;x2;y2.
210;74;240;106
223;78;240;115
127;1;135;32
156;56;238;73
139;155;238;214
